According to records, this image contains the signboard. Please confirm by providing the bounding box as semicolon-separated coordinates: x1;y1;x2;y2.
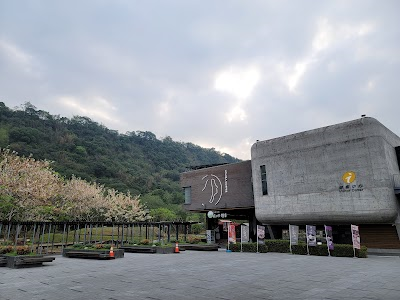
257;225;265;244
228;224;236;244
206;230;215;244
306;225;317;247
207;211;228;219
289;225;299;245
325;225;334;250
351;225;360;249
339;171;364;192
241;225;249;243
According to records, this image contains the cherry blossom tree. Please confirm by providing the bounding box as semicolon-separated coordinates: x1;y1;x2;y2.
0;149;149;222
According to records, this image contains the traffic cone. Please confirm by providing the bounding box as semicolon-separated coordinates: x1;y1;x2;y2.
109;246;115;258
174;242;180;253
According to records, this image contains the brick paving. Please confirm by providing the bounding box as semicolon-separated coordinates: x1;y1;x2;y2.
1;250;399;300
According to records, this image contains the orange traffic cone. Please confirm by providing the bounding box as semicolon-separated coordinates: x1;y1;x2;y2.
109;246;115;258
174;242;180;253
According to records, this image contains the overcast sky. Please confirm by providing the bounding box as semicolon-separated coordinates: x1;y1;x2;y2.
1;1;399;159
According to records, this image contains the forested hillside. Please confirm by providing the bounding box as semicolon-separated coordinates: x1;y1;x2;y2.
0;102;239;221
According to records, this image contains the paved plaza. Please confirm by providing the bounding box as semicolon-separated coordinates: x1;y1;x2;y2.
1;250;400;300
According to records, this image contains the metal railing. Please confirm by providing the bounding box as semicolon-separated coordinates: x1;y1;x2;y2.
0;221;198;254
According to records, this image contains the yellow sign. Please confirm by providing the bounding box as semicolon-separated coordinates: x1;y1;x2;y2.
342;171;356;184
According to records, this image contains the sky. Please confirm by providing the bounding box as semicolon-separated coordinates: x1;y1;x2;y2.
0;1;399;160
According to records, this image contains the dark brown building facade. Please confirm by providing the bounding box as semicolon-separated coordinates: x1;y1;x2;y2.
181;161;254;212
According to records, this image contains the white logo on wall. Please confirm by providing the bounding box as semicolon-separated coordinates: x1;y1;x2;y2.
202;172;227;205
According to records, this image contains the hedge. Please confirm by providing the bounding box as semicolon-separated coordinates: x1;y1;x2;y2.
265;240;291;253
229;240;367;258
292;243;367;258
230;243;268;253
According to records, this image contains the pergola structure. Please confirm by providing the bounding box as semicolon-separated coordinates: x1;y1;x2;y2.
0;221;199;254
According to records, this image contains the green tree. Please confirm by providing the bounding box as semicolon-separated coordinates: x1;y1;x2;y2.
150;207;177;221
0;128;9;148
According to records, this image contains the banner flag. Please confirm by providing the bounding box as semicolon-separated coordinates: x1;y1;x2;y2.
257;225;265;244
306;225;317;247
351;224;360;249
228;224;236;244
289;225;299;245
324;225;334;250
241;225;249;243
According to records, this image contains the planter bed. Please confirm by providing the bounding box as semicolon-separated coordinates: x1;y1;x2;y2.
3;255;56;269
62;248;124;259
179;244;219;251
120;246;175;254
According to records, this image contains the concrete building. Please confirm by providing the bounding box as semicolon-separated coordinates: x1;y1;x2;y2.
181;117;400;249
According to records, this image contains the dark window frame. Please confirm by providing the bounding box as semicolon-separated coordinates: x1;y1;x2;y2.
260;165;268;195
184;186;192;204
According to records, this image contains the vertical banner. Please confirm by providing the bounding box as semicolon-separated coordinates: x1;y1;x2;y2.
289;225;299;245
241;225;249;243
257;225;265;244
306;225;316;255
256;225;265;253
351;224;360;249
324;225;334;256
223;222;229;232
306;225;317;246
240;225;249;252
228;224;236;244
289;225;299;253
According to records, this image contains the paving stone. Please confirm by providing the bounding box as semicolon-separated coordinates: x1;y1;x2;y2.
0;251;400;299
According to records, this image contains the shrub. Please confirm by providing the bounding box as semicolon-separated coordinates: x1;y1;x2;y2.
230;243;268;253
0;245;13;254
231;240;367;258
187;236;202;244
330;244;367;258
291;242;367;258
191;224;205;234
0;241;13;246
16;245;30;255
139;239;150;245
265;240;290;253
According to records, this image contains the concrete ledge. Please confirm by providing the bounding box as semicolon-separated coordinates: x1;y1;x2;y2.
120;246;175;254
5;255;56;268
62;248;124;259
0;256;7;267
367;248;400;256
179;244;219;251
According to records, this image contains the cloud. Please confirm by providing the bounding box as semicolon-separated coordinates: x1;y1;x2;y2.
214;65;260;123
278;17;376;94
58;95;120;125
0;39;42;78
0;1;399;160
214;66;260;99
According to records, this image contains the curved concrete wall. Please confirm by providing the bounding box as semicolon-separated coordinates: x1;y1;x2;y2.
251;117;400;224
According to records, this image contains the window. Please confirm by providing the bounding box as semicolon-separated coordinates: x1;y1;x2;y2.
184;187;191;204
260;165;268;195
